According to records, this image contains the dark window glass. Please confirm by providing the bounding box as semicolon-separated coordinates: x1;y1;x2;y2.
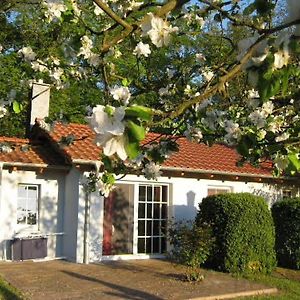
138;238;145;253
153;220;160;236
147;221;152;236
146;186;152;202
147;204;152;219
153;238;160;253
139;186;146;201
138;203;145;218
146;238;151;253
138;220;145;236
153;204;160;219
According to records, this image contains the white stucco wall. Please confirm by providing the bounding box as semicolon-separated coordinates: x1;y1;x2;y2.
63;167;81;262
0;168;65;260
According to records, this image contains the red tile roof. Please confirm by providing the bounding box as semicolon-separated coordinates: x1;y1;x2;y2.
0;136;66;167
47;123;273;177
47;123;101;162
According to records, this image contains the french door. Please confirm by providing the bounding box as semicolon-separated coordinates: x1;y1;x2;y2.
102;183;169;256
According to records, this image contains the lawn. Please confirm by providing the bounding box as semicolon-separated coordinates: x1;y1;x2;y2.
0;276;23;300
240;268;300;300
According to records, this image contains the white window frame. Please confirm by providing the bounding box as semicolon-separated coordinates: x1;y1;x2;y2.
207;185;233;196
16;184;40;230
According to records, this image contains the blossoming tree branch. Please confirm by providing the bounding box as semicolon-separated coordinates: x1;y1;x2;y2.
0;0;299;194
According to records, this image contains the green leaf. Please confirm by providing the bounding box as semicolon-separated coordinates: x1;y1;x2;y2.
122;78;130;87
12;101;22;114
288;153;300;171
125;106;153;121
125;141;140;159
127;120;145;141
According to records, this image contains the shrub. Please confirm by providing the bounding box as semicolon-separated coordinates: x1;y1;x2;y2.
272;197;300;269
168;220;214;281
196;193;276;274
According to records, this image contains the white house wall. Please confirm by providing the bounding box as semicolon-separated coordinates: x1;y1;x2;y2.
0;169;65;260
84;173;297;262
63;167;81;262
111;174;295;221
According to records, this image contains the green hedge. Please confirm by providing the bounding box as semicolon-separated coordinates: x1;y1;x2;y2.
196;193;276;274
272;198;300;269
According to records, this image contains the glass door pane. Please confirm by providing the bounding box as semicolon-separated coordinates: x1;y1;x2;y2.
102;184;134;255
137;184;168;254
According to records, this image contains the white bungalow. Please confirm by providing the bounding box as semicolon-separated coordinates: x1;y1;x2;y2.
0;83;298;263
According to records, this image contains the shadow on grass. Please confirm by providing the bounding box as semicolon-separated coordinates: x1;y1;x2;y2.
62;270;163;300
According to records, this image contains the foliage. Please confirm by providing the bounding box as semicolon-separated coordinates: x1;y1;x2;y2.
241;267;300;300
0;276;23;300
168;219;214;281
272;197;300;270
196;193;276;274
0;0;300;191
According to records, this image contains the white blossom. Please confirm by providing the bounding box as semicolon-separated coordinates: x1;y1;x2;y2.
88;105;127;160
94;2;104;16
166;68;175;78
184;125;203;143
0;45;3;52
158;86;169;96
143;162;162;180
141;13;178;47
31;60;48;72
133;42;151;57
262;101;274;115
249;110;267;128
110;86;131;105
18;46;36;62
50;67;64;81
0;106;7;118
275;132;290;142
273;47;290;69
195;53;206;63
43;0;67;21
97;179;114;197
0;144;12;153
202;68;214;82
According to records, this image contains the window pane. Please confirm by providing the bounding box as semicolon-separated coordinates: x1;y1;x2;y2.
161;204;167;219
138;220;145;236
138;238;145;253
146;186;152;202
162;186;168;203
28;212;37;225
146;238;151;253
153;238;160;253
153;204;160;219
139;186;146;201
17;209;26;224
17;185;27;197
153;220;160;236
147;204;152;219
154;186;161;202
138;203;145;218
27;186;38;198
161;237;166;253
146;221;152;236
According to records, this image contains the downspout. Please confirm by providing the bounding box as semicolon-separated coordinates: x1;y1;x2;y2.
83;161;101;264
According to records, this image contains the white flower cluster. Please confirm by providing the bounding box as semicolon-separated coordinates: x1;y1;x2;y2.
97;177;114;197
110;86;131;105
141;13;178;48
184;125;203;143
78;35;101;67
43;0;67;22
249;101;274;129
142;162;162;180
18;46;36;62
133;42;151;57
88;105;127;160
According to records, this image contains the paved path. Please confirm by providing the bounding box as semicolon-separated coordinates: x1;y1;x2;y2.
0;259;276;300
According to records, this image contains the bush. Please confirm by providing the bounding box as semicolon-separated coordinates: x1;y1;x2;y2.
168;220;214;281
196;193;276;274
272;197;300;269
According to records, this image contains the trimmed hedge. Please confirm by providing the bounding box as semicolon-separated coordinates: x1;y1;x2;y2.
272;198;300;269
196;193;276;274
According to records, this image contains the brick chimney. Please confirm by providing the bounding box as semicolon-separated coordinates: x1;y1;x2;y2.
30;82;50;128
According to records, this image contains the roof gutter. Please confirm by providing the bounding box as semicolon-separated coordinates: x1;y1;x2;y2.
160;166;293;180
0;161;70;171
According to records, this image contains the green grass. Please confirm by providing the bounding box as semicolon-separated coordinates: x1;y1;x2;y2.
0;277;23;300
239;268;300;299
